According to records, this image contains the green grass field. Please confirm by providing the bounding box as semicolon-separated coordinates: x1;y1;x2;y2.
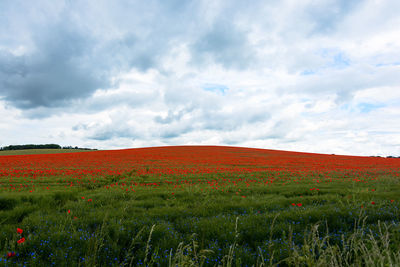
0;149;96;156
1;148;400;266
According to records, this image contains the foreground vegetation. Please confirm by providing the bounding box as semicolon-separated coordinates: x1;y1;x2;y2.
0;146;399;266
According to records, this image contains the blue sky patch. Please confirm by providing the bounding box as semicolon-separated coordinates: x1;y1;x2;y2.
332;52;350;68
318;49;350;69
300;70;316;76
357;103;385;113
375;62;400;67
202;84;229;95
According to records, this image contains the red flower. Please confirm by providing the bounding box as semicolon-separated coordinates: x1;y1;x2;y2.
16;228;23;234
297;203;302;207
371;201;375;205
391;199;394;203
17;237;25;244
7;252;16;258
67;209;71;214
291;203;295;206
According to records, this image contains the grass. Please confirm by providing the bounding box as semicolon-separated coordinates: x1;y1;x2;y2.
1;170;400;266
0;149;97;156
0;146;399;266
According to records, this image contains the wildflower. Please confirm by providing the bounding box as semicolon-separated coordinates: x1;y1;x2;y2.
391;199;394;203
371;201;375;205
17;237;25;244
68;210;71;214
297;203;302;207
17;228;23;234
7;252;16;258
291;203;296;206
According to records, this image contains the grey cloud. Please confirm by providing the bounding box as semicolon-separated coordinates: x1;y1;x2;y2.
160;82;272;132
72;123;89;131
89;128;135;141
154;110;184;124
83;90;159;113
335;90;354;105
86;124;137;141
159;103;270;133
287;65;400;105
154;105;195;124
159;124;193;139
190;20;255;69
306;0;362;35
200;105;271;131
0;0;194;113
0;23;109;109
106;34;161;73
223;138;241;145
74;111;142;141
261;121;291;140
0;29;161;112
1;0;261;114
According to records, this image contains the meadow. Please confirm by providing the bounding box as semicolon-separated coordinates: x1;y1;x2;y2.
0;149;95;156
0;146;399;266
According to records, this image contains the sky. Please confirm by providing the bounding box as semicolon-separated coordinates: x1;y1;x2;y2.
1;0;399;156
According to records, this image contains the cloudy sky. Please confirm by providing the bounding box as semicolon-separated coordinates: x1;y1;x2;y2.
1;0;399;156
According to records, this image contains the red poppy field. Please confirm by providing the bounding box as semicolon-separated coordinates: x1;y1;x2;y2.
1;146;400;266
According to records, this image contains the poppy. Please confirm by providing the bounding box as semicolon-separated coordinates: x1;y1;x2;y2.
17;237;25;244
17;228;23;234
371;201;375;205
297;203;302;207
7;252;16;258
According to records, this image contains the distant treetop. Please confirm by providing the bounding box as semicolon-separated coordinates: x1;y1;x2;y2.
0;144;96;151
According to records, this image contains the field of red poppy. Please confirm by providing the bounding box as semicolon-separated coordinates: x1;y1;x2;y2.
1;146;400;266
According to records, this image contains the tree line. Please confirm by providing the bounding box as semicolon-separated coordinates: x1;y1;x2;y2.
0;144;96;151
